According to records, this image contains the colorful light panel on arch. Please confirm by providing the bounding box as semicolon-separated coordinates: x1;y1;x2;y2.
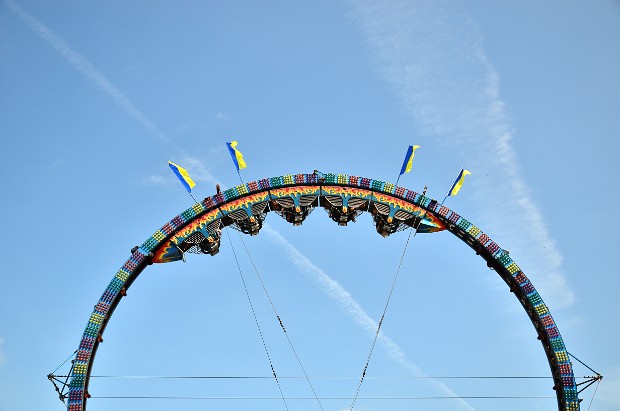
66;172;579;411
149;175;446;263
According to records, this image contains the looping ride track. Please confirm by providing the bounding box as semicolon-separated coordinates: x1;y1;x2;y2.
65;172;580;411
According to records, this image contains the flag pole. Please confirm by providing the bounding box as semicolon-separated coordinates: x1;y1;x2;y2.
442;168;470;205
169;161;198;204
226;141;247;186
441;173;456;205
396;145;419;188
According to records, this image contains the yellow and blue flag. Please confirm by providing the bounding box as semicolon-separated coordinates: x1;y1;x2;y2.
168;161;196;193
226;141;247;172
447;169;471;196
399;145;420;176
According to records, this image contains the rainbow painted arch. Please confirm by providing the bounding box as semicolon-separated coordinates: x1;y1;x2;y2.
66;172;579;411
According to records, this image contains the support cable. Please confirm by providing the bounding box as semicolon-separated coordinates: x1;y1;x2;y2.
576;379;599;396
50;350;77;375
225;228;289;411
236;231;324;411
89;395;557;400
349;223;417;410
76;374;564;380
567;350;603;409
568;352;601;376
586;379;601;411
47;350;77;404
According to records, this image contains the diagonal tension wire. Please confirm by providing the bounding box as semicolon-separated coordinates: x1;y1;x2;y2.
225;228;289;411
48;350;78;404
568;352;601;376
567;351;603;410
50;350;77;375
236;231;324;411
586;378;601;411
350;219;419;410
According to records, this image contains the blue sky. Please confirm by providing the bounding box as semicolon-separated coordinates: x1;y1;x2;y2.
1;1;619;410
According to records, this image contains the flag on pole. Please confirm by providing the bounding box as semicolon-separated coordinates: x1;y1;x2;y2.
399;145;420;176
168;161;196;193
226;141;247;171
447;169;471;197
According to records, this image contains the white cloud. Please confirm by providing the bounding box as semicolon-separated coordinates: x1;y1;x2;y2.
144;155;223;190
5;0;169;144
348;0;574;308
143;175;169;186
264;224;475;411
177;155;223;187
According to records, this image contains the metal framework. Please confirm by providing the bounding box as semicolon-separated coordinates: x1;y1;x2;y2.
63;172;580;410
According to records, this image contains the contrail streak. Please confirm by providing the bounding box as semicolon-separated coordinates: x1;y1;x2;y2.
5;0;169;144
348;0;573;308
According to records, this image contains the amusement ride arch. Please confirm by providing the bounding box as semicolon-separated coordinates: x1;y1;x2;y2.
61;172;580;411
